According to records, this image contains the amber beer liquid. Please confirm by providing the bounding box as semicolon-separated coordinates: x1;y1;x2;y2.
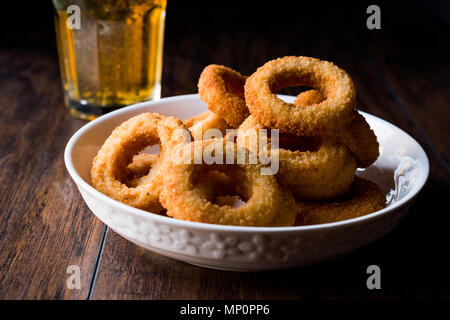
52;0;166;120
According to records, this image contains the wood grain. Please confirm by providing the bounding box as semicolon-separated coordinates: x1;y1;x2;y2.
0;49;106;299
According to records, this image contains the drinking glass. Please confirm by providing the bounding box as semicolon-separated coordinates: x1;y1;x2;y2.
52;0;166;120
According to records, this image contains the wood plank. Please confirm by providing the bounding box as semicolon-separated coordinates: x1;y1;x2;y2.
90;230;369;300
91;3;449;299
0;49;106;299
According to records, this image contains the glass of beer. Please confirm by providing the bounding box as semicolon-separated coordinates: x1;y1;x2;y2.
52;0;166;120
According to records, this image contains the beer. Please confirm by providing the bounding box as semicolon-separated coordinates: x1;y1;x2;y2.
52;0;166;120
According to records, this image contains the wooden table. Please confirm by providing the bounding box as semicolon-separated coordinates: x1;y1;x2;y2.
0;2;449;299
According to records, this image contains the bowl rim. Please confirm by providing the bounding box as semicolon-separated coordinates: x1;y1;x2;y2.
64;94;430;233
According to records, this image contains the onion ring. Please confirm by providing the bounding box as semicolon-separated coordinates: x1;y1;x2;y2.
237;115;356;201
90;113;191;212
198;64;248;127
245;56;356;136
184;111;210;128
338;112;379;168
125;153;160;187
295;177;386;225
294;89;379;168
160;139;296;226
186;110;230;140
293;89;325;106
194;169;236;202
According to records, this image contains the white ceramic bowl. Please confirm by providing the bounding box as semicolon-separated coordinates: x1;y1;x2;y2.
64;94;429;271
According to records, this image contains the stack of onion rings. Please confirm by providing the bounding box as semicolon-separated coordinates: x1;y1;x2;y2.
91;56;385;227
239;56;383;220
236;115;356;200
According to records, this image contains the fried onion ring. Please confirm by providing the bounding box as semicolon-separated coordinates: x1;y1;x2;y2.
90;113;191;212
125;153;160;187
160;139;296;226
186;110;230;140
294;89;379;168
294;177;386;225
184;111;210;128
293;89;325;106
338;112;379;168
237;115;356;201
245;56;356;136
198;64;248;127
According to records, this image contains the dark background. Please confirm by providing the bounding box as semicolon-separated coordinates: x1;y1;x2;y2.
0;1;449;299
1;1;449;92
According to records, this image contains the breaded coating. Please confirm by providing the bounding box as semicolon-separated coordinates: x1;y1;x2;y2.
198;64;248;127
295;177;386;225
245;56;356;136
